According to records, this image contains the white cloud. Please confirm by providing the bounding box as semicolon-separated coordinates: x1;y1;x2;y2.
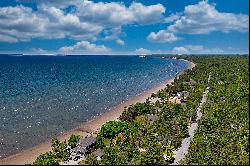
0;1;166;43
135;48;152;55
148;0;249;43
29;48;48;54
16;0;82;8
0;6;46;42
164;13;181;23
116;39;125;45
0;5;102;42
76;1;165;27
172;46;190;55
185;45;204;51
201;47;225;54
128;2;165;25
76;1;133;27
25;0;166;26
172;45;227;54
58;41;110;54
147;30;179;43
103;27;126;41
168;1;249;34
0;34;18;43
39;5;102;40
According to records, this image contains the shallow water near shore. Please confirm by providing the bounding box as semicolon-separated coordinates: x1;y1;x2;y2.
0;55;188;159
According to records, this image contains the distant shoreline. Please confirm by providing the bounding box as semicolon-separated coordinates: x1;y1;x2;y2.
0;59;196;165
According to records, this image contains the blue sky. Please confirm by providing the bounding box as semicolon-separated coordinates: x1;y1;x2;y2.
0;0;248;55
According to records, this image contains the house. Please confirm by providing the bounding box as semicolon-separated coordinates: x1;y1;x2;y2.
168;96;186;104
177;91;189;100
183;79;197;86
188;79;197;86
175;97;182;104
149;97;160;103
168;90;189;104
165;136;172;142
168;96;182;104
168;96;175;103
153;107;162;114
72;136;96;156
147;114;157;124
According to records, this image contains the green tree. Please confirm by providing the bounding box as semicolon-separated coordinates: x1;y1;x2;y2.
96;121;130;148
33;152;59;165
51;138;70;161
85;154;98;165
68;134;81;148
119;102;152;122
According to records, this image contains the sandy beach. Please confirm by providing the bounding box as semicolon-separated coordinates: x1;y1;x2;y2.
0;59;195;165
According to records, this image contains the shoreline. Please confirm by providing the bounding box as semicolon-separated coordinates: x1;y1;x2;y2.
0;59;196;165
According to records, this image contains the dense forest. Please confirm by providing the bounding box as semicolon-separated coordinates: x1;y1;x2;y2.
33;55;249;165
180;55;249;165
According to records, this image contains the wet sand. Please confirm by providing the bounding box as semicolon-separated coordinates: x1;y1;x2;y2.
0;59;195;165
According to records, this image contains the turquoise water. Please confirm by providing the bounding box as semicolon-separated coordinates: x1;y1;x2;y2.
0;55;188;158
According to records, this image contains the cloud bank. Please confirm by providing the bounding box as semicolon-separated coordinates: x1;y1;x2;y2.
148;0;248;43
0;0;166;43
135;48;152;55
58;41;110;54
172;45;226;54
147;30;179;43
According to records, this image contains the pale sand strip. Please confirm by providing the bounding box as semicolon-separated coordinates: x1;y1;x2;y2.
0;60;195;165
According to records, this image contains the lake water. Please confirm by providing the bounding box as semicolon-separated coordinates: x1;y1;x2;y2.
0;55;188;158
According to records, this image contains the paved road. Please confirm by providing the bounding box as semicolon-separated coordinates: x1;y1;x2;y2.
171;73;211;165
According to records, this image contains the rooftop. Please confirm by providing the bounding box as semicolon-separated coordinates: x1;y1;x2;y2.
78;136;96;148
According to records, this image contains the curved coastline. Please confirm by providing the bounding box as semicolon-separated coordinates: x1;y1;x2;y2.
0;59;196;165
